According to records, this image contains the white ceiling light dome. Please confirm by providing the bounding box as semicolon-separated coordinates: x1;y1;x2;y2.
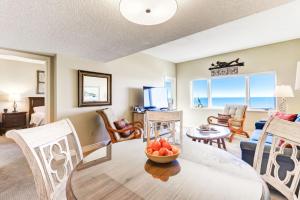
120;0;178;26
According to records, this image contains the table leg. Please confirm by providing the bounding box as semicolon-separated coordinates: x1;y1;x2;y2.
209;139;212;145
217;139;221;149
221;138;227;151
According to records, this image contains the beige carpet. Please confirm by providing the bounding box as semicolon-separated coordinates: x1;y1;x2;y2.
0;137;38;200
0;135;286;200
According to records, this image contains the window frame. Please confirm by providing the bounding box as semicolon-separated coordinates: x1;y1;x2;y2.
190;71;277;111
190;78;209;108
164;76;177;109
248;71;277;110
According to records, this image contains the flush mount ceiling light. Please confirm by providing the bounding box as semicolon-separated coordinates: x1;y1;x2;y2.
119;0;177;26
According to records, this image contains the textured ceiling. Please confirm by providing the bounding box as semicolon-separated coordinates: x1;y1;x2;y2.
144;0;300;63
0;0;293;62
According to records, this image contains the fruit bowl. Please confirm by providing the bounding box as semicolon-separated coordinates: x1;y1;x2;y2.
145;149;180;163
145;138;180;164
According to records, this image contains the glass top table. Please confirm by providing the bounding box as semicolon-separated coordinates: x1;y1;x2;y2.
186;126;231;150
67;139;269;200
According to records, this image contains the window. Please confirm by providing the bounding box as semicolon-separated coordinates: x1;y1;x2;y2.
164;77;176;109
191;72;276;110
165;80;172;100
211;76;246;107
191;79;208;107
249;73;276;109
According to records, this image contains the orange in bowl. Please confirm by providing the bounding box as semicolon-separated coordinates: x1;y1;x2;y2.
145;139;180;164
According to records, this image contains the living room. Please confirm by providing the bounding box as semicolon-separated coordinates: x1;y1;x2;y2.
1;1;300;200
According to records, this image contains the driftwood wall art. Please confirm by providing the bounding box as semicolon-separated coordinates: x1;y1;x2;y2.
209;58;244;76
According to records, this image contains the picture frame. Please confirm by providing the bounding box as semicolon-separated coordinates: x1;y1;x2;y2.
78;70;112;107
37;70;45;94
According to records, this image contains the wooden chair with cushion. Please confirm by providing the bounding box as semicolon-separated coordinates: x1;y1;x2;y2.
207;104;249;142
96;108;143;144
253;117;300;200
6;119;109;200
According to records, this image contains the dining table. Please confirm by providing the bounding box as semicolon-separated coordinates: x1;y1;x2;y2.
67;139;270;200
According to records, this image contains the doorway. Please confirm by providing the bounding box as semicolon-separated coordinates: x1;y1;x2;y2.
0;48;54;133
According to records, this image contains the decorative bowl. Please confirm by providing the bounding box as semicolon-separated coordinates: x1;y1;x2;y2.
145;149;180;164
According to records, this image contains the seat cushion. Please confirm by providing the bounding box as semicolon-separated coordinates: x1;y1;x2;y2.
250;130;273;144
223;104;247;120
103;109;117;129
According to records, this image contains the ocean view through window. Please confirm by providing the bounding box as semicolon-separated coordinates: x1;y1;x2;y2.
191;72;276;110
249;73;276;109
211;76;246;107
192;79;208;107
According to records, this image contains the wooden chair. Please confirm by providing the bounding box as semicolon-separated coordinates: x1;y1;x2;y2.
145;111;183;145
253;117;300;200
207;104;249;142
6;119;108;200
96;108;143;144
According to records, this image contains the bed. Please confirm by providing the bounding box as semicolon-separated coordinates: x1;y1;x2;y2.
28;97;46;127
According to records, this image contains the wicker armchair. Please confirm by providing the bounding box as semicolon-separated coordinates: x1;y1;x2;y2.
97;108;143;144
207;104;249;142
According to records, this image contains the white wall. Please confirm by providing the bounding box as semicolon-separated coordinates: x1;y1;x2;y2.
55;53;176;145
0;59;45;120
177;39;300;132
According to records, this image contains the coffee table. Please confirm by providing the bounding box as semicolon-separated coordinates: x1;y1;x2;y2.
186;126;230;150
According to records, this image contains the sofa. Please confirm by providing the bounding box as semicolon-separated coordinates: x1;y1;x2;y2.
240;114;300;179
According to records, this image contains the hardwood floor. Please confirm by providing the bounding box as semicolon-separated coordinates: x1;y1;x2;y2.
0;134;286;200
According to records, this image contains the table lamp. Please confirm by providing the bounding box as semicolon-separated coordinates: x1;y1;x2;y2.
275;85;294;113
295;62;300;90
9;93;21;112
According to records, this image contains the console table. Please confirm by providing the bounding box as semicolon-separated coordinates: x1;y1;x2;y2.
132;111;146;130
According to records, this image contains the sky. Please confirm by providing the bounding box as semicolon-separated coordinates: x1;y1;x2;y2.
211;76;246;98
192;73;275;98
249;73;275;97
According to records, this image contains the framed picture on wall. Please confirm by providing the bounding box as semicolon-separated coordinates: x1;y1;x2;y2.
78;70;112;107
37;70;45;94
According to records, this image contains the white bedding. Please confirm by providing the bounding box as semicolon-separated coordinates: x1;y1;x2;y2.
30;106;46;126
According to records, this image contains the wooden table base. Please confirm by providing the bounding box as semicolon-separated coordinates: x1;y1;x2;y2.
192;138;227;150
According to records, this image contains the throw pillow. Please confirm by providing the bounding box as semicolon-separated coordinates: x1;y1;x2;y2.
217;113;231;125
114;118;127;130
274;112;298;122
114;119;132;138
278;139;292;148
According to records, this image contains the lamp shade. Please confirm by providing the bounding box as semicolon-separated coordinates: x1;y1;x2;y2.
9;93;21;101
295;62;300;90
275;85;294;97
119;0;177;25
